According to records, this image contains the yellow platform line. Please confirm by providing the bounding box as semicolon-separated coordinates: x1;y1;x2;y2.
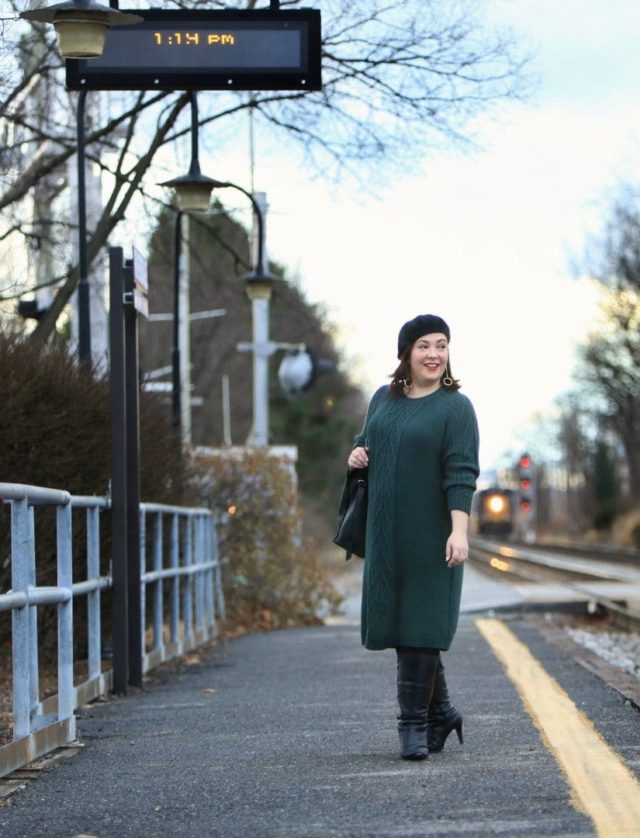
476;617;640;837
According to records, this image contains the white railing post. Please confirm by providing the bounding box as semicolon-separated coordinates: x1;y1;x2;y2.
56;503;74;726
11;497;31;740
152;513;164;654
194;515;204;634
170;514;180;647
182;516;194;644
27;506;40;717
139;508;147;658
86;505;102;682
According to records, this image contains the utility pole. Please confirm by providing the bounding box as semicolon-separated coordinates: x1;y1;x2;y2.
178;213;192;446
247;191;270;446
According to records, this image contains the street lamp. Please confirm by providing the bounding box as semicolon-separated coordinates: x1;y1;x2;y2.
160;95;275;444
20;1;141;59
160;93;218;214
166;180;274;445
20;1;142;364
211;183;274;297
159;92;218;437
208;183;275;446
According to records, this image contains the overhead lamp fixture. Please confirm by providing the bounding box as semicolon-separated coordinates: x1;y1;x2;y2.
161;170;219;214
20;0;142;59
243;270;275;302
160;92;218;213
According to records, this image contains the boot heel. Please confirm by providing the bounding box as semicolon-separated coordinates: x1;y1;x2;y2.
455;721;463;745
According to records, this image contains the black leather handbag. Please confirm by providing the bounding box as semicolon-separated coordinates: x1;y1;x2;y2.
333;467;368;559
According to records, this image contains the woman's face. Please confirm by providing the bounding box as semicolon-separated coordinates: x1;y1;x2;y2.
408;332;449;388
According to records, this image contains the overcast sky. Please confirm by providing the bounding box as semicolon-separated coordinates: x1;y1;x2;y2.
189;0;640;471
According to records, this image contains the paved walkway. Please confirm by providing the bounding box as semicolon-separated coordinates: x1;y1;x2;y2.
1;605;639;836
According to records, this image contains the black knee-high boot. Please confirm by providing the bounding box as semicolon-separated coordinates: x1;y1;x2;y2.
396;647;439;760
427;657;463;753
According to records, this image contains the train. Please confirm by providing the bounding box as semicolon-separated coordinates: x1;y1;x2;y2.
470;487;516;538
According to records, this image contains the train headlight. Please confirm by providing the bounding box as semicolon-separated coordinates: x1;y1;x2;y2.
487;494;506;514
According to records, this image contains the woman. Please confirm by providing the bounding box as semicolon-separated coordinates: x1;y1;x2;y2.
347;314;479;760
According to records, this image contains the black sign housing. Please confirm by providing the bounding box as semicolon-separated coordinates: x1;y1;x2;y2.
66;8;322;91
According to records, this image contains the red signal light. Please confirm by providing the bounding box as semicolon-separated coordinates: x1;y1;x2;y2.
519;499;532;512
519;455;531;469
520;478;531;490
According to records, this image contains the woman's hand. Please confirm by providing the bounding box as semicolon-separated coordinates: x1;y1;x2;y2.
445;531;468;567
446;510;470;567
348;446;369;469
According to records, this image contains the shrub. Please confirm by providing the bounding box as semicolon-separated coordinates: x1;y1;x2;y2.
194;447;342;632
592;500;618;532
0;333;188;500
0;333;190;653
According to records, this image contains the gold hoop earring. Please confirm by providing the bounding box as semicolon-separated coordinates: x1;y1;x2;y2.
442;368;453;387
402;378;413;390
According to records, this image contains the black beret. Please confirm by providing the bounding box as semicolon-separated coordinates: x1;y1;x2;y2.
397;314;450;359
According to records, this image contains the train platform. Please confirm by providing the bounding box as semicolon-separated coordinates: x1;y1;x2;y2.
1;568;639;837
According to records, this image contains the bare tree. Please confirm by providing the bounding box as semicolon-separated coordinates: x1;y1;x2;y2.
554;393;593;528
576;190;640;500
1;0;530;341
584;186;640;295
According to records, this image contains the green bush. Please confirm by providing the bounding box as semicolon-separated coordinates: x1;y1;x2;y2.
0;333;188;500
194;447;342;632
592;500;618;532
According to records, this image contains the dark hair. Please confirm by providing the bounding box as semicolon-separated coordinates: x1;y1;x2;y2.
389;344;461;397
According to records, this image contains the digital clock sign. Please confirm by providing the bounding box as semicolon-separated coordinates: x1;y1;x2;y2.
66;9;321;91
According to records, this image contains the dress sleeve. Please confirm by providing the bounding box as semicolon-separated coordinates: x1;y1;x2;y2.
442;395;480;514
353;385;387;449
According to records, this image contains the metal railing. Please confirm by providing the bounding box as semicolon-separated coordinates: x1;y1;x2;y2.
0;482;225;778
139;502;226;672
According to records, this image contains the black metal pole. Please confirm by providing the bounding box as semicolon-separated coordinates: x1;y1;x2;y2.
221;183;265;275
123;260;143;687
109;247;128;695
77;91;92;365
172;210;183;432
189;92;200;175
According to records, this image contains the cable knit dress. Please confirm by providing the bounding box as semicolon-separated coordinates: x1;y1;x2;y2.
355;385;480;651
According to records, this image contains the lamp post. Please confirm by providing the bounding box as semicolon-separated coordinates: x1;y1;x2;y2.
208;183;274;446
172;210;183;431
75;90;91;364
20;1;142;365
160;93;216;441
166;179;273;446
159;94;274;444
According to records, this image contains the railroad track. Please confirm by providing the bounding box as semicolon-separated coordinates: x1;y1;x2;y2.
469;537;640;630
515;540;640;567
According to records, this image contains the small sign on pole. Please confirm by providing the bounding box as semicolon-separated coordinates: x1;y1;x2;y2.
131;246;149;319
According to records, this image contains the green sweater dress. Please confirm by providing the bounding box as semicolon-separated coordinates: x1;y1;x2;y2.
355;385;480;651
